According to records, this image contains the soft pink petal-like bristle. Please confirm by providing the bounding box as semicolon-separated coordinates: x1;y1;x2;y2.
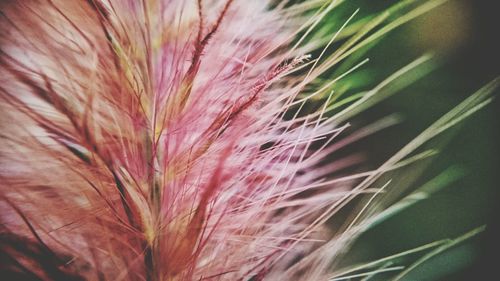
1;1;376;280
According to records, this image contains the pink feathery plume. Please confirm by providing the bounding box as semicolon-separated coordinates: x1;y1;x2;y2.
1;0;399;280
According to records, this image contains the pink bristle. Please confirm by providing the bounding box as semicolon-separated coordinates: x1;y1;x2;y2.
1;1;379;280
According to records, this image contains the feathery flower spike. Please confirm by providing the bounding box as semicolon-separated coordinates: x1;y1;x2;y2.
0;0;496;280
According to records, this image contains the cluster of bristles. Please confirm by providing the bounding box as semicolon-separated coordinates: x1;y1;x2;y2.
1;0;496;280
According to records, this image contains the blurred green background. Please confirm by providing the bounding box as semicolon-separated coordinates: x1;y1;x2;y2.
294;0;498;279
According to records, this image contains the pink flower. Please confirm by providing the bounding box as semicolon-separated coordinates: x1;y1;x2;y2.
3;0;494;280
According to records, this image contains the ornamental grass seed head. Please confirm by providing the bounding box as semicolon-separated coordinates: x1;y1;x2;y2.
0;0;496;281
